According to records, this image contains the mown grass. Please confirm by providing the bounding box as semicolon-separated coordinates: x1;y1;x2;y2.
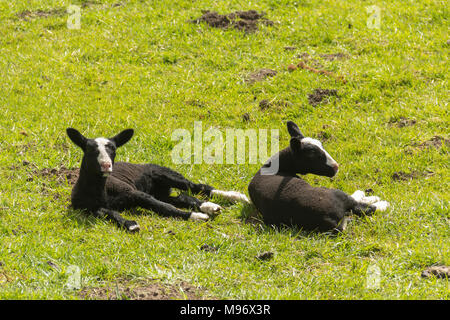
0;0;448;299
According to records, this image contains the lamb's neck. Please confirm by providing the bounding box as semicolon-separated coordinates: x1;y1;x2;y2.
262;147;299;176
76;164;108;200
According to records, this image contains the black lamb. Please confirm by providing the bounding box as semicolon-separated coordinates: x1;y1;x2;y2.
67;128;249;232
248;121;389;232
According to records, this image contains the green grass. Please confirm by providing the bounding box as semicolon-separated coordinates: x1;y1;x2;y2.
0;0;448;299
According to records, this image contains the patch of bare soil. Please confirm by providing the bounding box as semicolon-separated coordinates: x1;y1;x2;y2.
200;244;219;253
320;53;349;61
37;167;79;186
258;99;292;110
288;54;348;84
315;131;333;142
186;99;208;108
191;10;273;32
256;251;274;261
242;112;251;122
259;99;271;110
388;117;417;128
23;162;79;186
415;136;450;150
421;265;450;279
294;53;323;69
391;170;434;181
17;8;66;20
246;68;277;84
79;280;205;300
308;88;338;106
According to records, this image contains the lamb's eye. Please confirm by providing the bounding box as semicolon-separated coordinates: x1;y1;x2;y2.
86;146;98;154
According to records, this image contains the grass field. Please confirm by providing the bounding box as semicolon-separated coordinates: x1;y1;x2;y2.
0;0;448;299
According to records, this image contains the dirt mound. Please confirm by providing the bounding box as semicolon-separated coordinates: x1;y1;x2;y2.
288;57;348;84
17;8;66;20
308;88;338;106
256;251;274;261
391;170;434;181
415;136;450;150
246;68;277;84
320;53;349;61
191;10;273;32
79;280;204;300
421;265;450;279
388;117;417;128
33;166;79;186
315;131;333;142
259;99;271;110
200;244;219;253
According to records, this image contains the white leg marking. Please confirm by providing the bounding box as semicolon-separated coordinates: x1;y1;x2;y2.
200;202;222;215
351;190;365;202
128;224;140;232
360;196;381;205
373;201;390;212
211;190;250;204
189;212;209;221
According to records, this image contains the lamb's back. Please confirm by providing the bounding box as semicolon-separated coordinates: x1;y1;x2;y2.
248;170;345;230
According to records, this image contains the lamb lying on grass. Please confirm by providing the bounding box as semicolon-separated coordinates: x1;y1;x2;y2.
66;128;249;232
248;121;389;232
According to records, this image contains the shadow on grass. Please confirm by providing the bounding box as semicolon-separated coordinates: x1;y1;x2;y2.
65;207;99;229
64;200;224;231
65;206;152;229
238;203;341;238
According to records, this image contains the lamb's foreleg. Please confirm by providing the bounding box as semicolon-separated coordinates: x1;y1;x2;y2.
153;168;248;205
129;190;210;221
94;208;140;233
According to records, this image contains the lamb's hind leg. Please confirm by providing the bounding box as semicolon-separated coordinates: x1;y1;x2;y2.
153;167;249;205
152;167;214;195
350;190;390;215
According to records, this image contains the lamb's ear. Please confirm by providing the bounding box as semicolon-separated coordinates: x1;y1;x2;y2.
290;137;303;154
66;128;87;150
287;121;304;139
110;129;134;148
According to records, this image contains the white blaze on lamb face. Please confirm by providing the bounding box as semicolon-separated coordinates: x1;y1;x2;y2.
302;137;339;170
95;137;112;173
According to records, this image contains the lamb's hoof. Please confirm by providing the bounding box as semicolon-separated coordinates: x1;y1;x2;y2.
351;190;365;202
236;193;251;204
126;221;140;233
189;212;210;222
360;196;381;205
373;201;390;212
200;202;222;215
